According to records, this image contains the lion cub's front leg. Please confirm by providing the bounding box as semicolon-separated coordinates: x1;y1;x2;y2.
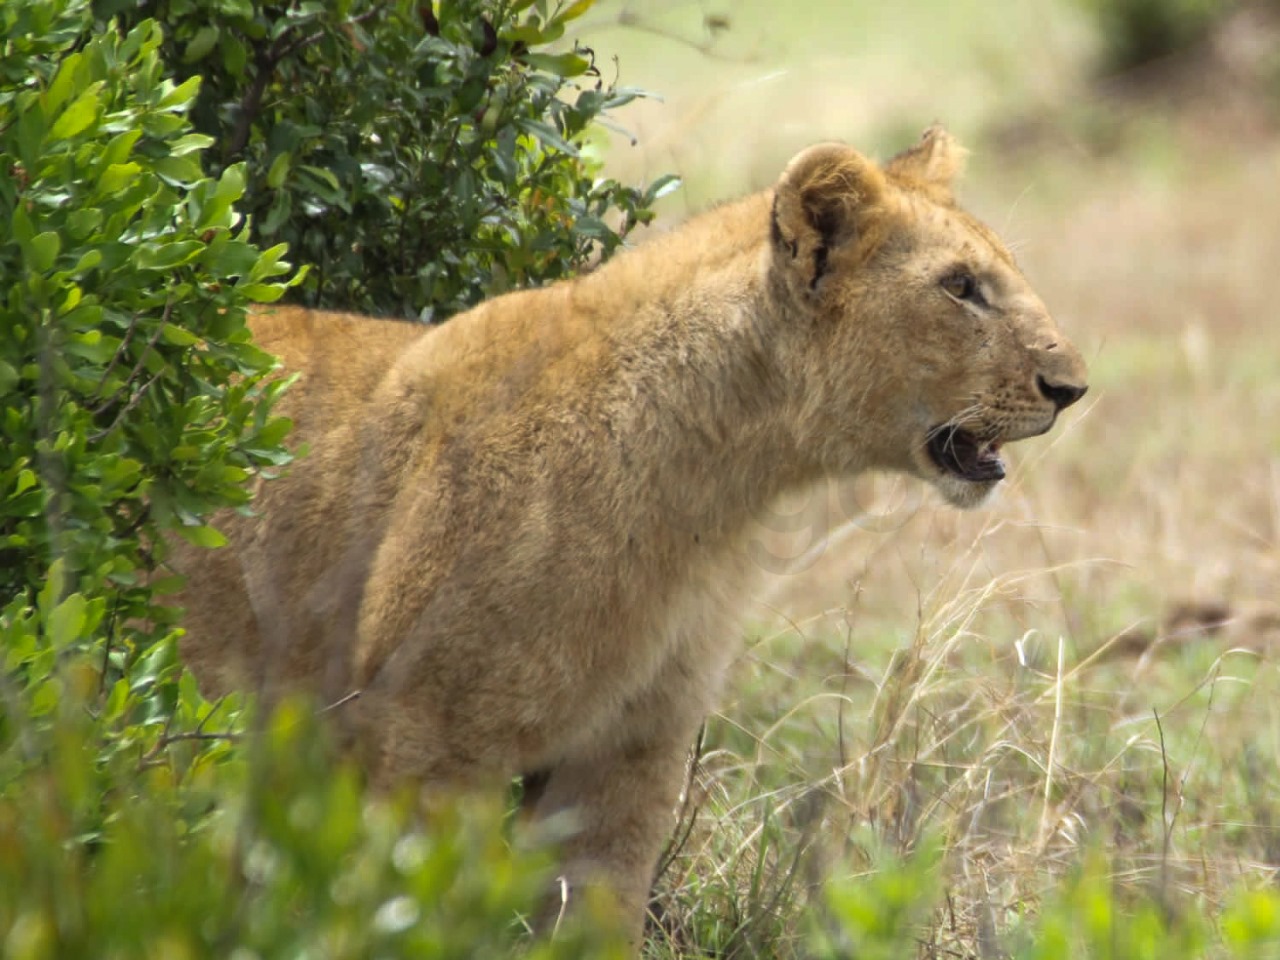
348;625;709;948
528;729;693;944
523;645;717;945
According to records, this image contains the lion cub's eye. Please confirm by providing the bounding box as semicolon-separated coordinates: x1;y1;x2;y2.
941;271;979;302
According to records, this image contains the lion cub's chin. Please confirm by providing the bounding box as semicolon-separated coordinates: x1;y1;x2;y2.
932;474;1001;510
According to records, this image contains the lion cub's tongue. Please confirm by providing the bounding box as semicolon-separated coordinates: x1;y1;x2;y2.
975;439;1005;479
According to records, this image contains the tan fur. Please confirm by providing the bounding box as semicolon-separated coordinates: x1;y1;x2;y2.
173;129;1087;944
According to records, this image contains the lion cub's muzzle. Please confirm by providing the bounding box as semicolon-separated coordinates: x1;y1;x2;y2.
927;426;1006;483
1032;335;1089;417
929;352;1088;486
1036;373;1087;414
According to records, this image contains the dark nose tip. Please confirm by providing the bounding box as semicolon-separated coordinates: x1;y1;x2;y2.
1037;375;1087;412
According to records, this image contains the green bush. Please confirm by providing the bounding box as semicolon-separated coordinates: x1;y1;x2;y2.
1084;0;1232;73
0;0;297;759
0;695;627;958
97;0;678;320
0;5;643;954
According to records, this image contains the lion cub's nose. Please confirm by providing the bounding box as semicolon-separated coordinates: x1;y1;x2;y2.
1036;375;1087;412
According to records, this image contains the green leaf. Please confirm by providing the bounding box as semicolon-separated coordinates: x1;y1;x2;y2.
67;207;104;239
215;163;246;204
153;154;205;185
0;361;19;396
175;524;228;549
98;161;142;195
298;164;340;191
524;52;591;77
160;323;199;347
44;51;83;117
62;302;103;330
241;283;287;303
48;82;102;140
266;151;292;189
260;189;292;235
14;468;37;495
148;574;186;595
221;33;249;76
247;242;292;283
27;232;61;272
37;559;65;622
11;204;34;248
101;129;141;167
183;25;220;63
206;238;263;276
217;0;254;21
134;241;203;271
64;330;115;363
142;112;187;138
168;133;214;157
28;677;61;717
645;173;682;203
59;284;82;315
156;75;202;111
556;0;595;23
505;24;547;44
514;117;577;155
194;165;247;231
103;677;130;721
74;249;103;273
252;417;294;448
47;592;88;649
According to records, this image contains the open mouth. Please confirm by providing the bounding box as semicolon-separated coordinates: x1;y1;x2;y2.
927;425;1005;483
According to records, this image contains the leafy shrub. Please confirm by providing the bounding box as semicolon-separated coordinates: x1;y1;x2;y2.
0;0;296;754
97;0;678;320
0;5;641;954
0;695;627;958
1084;0;1233;73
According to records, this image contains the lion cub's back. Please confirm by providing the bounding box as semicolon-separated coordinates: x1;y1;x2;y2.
174;306;429;697
248;306;428;440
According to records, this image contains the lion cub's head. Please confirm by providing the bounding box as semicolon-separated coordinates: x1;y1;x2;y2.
768;127;1088;508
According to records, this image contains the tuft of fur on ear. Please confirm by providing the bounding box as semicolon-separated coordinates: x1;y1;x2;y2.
885;125;967;201
771;143;888;295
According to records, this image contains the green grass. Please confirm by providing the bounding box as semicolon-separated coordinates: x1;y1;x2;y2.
643;564;1280;956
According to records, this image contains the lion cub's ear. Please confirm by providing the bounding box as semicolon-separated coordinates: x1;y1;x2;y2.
771;143;888;295
885;124;967;201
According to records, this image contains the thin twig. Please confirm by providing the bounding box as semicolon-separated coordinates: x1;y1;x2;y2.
92;310;143;397
87;367;164;444
96;592;123;699
87;298;173;417
223;44;276;160
138;730;244;772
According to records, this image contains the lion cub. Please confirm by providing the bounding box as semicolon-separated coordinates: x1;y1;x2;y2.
175;127;1086;944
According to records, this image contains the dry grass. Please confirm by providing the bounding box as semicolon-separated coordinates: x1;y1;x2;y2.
646;138;1280;954
581;9;1280;955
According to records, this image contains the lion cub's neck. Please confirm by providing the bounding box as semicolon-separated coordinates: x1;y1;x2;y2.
553;193;842;551
389;191;868;569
